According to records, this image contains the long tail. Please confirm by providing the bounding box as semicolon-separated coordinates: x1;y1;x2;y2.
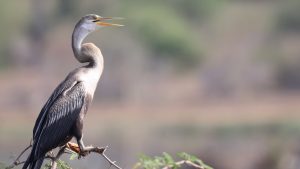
22;150;45;169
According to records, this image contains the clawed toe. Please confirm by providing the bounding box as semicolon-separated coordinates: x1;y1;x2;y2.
78;150;90;159
95;147;105;153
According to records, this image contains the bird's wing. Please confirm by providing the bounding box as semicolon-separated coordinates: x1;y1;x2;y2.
33;81;86;157
33;79;77;138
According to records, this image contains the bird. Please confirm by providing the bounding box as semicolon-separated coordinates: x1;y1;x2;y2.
22;14;123;169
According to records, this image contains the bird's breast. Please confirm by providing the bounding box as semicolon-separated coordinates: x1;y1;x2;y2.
85;79;100;99
78;69;102;98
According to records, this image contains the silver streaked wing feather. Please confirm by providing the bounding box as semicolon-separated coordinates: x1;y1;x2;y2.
33;82;86;158
33;79;77;138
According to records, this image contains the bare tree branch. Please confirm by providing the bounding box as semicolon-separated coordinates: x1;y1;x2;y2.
6;144;32;169
49;146;68;169
101;149;122;169
6;142;121;169
66;142;122;169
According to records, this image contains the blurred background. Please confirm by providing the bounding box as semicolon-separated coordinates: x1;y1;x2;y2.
0;0;300;169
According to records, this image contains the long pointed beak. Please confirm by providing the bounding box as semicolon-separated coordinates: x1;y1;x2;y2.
94;17;124;27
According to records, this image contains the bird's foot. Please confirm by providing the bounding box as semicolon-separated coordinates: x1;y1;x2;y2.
78;150;90;159
66;142;80;153
78;145;93;159
66;142;106;158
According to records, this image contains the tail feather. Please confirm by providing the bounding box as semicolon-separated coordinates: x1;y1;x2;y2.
31;158;44;169
22;150;45;169
22;151;33;169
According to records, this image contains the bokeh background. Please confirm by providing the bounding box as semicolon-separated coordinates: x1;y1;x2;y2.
1;0;300;169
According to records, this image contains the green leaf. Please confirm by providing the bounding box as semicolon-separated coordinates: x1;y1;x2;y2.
69;153;78;160
57;159;71;169
154;156;165;166
177;152;190;161
137;154;161;169
135;152;213;169
177;152;214;169
163;152;174;165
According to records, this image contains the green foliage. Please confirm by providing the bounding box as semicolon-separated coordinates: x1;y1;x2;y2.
56;159;71;169
166;0;221;20
41;151;77;169
69;152;78;160
177;153;213;169
127;5;201;68
44;152;77;169
134;152;213;169
134;153;178;169
121;0;216;69
43;159;71;169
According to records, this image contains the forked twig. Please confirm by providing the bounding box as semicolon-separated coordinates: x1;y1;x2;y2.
101;148;122;169
6;144;32;169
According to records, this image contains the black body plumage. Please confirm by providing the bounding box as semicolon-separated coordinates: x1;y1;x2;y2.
22;78;88;169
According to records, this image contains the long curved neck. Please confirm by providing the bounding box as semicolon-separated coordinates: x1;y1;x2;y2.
72;26;102;68
72;26;89;63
